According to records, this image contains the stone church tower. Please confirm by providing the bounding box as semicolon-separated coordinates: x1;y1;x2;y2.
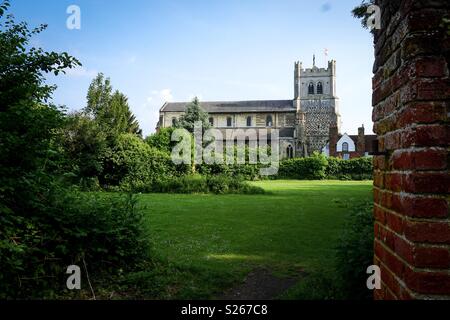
294;58;341;156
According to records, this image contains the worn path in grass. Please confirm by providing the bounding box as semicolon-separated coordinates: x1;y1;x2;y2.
138;180;372;299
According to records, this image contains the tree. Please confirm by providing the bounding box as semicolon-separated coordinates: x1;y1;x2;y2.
85;73;142;137
176;97;210;133
109;90;142;136
61;112;107;183
85;73;112;118
145;127;175;154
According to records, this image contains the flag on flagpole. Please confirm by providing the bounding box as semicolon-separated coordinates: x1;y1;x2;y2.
324;48;329;57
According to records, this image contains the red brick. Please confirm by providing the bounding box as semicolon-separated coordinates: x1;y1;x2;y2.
373;156;387;171
374;171;385;188
405;269;450;295
375;240;408;278
414;246;450;269
413;148;448;170
393;194;449;218
391;151;413;170
403;172;450;194
374;204;386;224
384;172;403;192
391;149;447;170
402;125;449;148
404;220;450;243
414;56;448;78
383;131;402;150
397;102;447;127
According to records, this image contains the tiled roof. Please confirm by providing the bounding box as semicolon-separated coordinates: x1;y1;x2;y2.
160;100;295;113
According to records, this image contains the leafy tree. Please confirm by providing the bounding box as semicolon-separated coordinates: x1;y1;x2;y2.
85;73;142;137
85;73;112;118
106;133;175;190
176;97;210;133
109;90;142;136
145;127;175;154
60;112;108;183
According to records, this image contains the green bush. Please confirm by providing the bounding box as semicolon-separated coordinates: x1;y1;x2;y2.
326;157;373;180
278;152;328;180
335;201;374;300
104;133;177;191
0;187;149;299
149;174;264;195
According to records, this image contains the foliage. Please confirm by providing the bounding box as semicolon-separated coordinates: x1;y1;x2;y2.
60;112;108;183
326;157;373;180
278;152;329;180
104;133;176;190
145;127;176;154
283;200;374;300
85;73;142;137
176;97;211;133
335;201;374;300
149;174;265;195
1;188;149;299
0;2;149;298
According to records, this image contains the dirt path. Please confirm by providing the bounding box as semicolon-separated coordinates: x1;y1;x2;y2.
218;268;303;300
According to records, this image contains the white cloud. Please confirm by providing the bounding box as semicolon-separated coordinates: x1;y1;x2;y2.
160;89;174;103
65;66;98;78
133;89;175;137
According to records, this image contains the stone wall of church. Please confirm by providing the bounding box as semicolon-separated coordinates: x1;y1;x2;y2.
302;99;339;153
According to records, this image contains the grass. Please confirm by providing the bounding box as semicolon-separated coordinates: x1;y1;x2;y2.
127;180;372;299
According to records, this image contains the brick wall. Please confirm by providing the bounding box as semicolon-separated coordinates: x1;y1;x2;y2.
372;0;450;299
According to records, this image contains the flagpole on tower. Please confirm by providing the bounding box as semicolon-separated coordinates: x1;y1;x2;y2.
324;48;329;65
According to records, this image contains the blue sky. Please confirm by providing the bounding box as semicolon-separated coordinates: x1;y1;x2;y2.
9;0;374;137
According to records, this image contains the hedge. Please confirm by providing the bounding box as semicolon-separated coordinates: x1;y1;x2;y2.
277;154;373;180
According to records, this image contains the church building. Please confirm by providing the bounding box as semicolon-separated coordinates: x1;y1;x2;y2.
157;58;371;159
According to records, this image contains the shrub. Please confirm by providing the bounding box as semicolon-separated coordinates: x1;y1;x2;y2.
0;187;149;299
150;175;264;195
335;201;374;300
278;152;328;180
283;201;374;300
105;133;176;191
326;157;373;180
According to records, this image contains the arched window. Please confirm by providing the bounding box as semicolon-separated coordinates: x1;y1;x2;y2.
227;117;233;127
342;142;349;152
308;82;315;94
171;117;177;126
286;145;294;159
246;116;252;127
266;115;273;127
209;117;214;126
317;82;323;94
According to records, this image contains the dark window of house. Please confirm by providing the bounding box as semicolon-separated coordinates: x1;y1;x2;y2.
227;117;232;127
172;117;176;126
317;82;323;94
209;117;214;126
247;116;252;127
342;142;349;152
266;115;273;127
308;82;315;94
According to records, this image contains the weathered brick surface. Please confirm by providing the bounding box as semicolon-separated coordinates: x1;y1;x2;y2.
373;0;449;299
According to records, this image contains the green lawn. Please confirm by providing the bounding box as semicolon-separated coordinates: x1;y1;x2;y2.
135;180;372;299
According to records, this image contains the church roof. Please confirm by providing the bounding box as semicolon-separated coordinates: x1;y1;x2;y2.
160;100;295;113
